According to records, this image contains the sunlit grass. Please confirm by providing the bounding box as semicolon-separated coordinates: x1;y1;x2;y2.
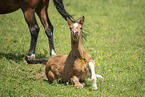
0;0;144;96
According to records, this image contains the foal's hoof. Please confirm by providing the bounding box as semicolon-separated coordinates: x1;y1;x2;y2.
75;83;83;88
92;84;98;90
92;87;98;90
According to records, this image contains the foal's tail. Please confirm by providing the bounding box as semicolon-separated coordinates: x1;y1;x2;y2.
25;56;49;65
53;0;73;20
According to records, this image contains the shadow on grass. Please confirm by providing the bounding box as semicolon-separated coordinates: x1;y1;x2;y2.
0;52;48;63
43;79;93;90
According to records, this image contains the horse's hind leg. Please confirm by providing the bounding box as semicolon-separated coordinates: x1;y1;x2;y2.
36;1;56;58
21;8;40;58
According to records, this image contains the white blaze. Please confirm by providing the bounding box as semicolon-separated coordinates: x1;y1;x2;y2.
73;23;78;29
73;23;79;33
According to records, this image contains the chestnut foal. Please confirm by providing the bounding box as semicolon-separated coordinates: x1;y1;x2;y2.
45;16;103;89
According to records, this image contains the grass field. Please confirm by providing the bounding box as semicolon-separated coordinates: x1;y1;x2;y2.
0;0;144;96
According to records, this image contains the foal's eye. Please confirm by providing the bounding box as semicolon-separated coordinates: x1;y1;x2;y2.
80;28;82;30
70;27;72;30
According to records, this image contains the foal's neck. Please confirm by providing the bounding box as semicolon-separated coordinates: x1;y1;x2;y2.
71;37;85;58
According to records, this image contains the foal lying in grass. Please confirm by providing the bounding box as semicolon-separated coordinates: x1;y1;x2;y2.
26;16;103;90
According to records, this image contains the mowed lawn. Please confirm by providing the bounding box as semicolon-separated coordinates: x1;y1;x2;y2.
0;0;144;96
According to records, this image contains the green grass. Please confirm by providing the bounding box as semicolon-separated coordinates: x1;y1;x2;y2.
0;0;144;96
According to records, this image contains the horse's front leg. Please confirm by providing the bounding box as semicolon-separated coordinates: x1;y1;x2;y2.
22;9;40;59
36;2;56;58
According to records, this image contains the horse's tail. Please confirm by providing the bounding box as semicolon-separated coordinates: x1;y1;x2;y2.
53;0;73;20
25;56;49;65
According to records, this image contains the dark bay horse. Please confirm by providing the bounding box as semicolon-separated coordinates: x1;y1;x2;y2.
26;16;103;90
0;0;73;58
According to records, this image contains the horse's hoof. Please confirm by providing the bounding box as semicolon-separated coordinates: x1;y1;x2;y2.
50;53;56;59
50;50;56;58
24;54;35;64
27;54;35;59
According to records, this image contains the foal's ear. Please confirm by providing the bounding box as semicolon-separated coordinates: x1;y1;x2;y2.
67;17;73;26
79;16;85;25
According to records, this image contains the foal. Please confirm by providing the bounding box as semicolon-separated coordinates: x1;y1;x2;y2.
45;16;103;89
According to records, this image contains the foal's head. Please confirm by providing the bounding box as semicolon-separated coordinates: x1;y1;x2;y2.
67;16;85;41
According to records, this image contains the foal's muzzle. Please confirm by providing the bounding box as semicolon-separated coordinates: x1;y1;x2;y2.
72;31;78;38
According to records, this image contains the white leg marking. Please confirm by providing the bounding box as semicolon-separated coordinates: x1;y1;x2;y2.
89;61;98;90
96;74;104;79
51;49;56;57
31;54;35;57
28;54;35;59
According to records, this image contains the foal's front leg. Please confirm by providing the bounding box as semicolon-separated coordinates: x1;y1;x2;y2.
70;76;83;88
89;61;98;90
89;61;103;90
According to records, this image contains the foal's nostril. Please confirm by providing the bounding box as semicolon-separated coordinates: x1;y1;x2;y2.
73;31;78;34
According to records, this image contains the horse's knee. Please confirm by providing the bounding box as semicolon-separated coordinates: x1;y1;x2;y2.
30;25;40;38
45;25;53;38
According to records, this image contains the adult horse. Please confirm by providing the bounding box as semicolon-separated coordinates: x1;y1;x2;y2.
0;0;73;58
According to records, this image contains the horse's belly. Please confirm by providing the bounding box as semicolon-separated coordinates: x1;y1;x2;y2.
0;0;20;14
